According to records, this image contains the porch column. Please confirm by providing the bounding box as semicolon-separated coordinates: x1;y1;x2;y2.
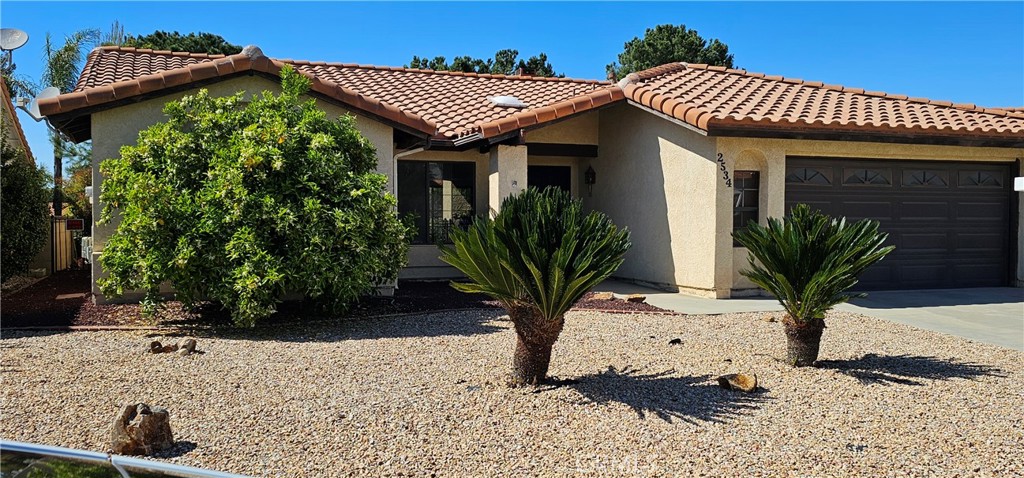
488;144;527;216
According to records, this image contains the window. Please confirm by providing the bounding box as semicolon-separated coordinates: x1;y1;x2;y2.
957;170;1004;188
785;167;831;185
843;168;892;186
733;171;760;246
398;161;475;244
902;170;948;187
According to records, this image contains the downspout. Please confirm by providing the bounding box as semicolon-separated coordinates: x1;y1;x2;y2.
392;146;425;196
385;146;426;294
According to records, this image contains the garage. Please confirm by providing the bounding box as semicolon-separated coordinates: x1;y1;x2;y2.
785;157;1017;290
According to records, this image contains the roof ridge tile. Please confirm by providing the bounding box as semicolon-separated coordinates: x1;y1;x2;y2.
284;57;610;85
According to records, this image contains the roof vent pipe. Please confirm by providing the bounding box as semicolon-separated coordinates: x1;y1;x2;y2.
489;95;528;108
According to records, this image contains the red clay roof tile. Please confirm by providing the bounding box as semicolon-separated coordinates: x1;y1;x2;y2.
624;62;1024;140
42;47;1024;145
47;46;614;140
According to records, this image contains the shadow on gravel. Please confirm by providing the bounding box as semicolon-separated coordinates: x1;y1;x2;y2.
153;441;197;458
188;308;509;343
567;365;767;424
817;353;1006;386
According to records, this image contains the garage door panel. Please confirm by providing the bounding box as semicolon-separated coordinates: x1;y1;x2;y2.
896;232;948;253
899;201;950;221
839;201;894;220
955;201;1009;221
856;264;896;289
786;158;1012;290
954;262;1007;286
898;264;950;287
953;232;1006;253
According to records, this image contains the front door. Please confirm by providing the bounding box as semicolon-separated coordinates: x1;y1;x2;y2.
527;165;571;193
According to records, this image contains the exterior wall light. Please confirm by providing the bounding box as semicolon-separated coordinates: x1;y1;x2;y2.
585;166;596;196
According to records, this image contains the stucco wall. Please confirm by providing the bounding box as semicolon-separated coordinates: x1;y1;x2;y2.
524;111;598;145
584;103;721;296
89;75;394;300
717;137;1024;294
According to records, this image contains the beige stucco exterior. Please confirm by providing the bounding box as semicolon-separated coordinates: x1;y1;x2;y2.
582;103;723;297
83;76;1023;301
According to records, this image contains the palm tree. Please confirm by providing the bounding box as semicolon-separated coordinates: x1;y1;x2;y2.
441;187;631;386
41;29;99;216
733;204;894;366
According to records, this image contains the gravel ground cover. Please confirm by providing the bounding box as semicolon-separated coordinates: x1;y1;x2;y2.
2;310;1021;477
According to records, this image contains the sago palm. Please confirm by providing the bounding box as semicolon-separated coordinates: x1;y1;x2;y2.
441;187;630;386
733;204;894;366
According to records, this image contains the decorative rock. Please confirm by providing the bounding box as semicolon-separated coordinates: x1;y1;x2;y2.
591;292;615;301
717;373;758;393
110;403;174;456
149;341;181;354
625;294;646;303
178;339;197;356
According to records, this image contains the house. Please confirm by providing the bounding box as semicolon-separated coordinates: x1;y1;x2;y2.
37;45;1024;303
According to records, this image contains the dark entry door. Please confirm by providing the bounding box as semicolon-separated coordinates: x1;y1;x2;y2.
528;166;571;193
785;157;1015;290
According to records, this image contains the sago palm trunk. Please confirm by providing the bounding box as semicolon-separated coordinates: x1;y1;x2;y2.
508;305;564;386
782;315;825;367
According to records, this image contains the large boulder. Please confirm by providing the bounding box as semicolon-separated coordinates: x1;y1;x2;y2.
110;403;174;456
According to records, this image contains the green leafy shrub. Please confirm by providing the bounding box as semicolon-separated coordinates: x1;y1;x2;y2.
733;204;894;366
98;66;410;326
441;187;631;385
1;136;50;282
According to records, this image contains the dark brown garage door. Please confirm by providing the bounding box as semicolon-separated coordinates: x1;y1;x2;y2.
785;157;1016;290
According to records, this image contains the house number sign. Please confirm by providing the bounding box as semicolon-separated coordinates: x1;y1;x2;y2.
717;153;732;187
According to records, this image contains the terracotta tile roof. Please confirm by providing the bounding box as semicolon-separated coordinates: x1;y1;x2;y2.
288;60;618;138
621;63;1024;141
41;46;618;141
41;47;1023;146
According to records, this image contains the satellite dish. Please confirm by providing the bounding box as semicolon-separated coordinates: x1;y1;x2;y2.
27;87;60;120
0;28;29;51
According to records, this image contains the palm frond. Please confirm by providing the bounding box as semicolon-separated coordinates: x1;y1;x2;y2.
441;187;630;321
734;204;894;322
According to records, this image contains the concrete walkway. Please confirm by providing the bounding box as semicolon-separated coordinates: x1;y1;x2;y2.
594;280;1024;351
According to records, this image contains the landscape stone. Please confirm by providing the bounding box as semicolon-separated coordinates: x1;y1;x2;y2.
110;403;174;456
717;373;758;393
625;294;646;303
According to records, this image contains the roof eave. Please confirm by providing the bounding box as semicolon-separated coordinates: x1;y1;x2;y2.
707;122;1024;148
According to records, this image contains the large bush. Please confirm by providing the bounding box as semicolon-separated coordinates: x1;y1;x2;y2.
441;187;630;386
0;135;50;282
98;66;410;326
733;204;893;366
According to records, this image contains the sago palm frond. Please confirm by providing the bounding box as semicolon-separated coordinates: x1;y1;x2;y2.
734;204;894;322
440;187;631;321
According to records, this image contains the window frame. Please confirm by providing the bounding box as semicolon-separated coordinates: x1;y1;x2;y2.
397;160;477;245
732;170;761;247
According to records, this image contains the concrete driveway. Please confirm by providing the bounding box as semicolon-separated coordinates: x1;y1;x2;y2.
594;281;1024;351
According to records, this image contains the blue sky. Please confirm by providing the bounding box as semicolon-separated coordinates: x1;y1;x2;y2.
4;1;1023;171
